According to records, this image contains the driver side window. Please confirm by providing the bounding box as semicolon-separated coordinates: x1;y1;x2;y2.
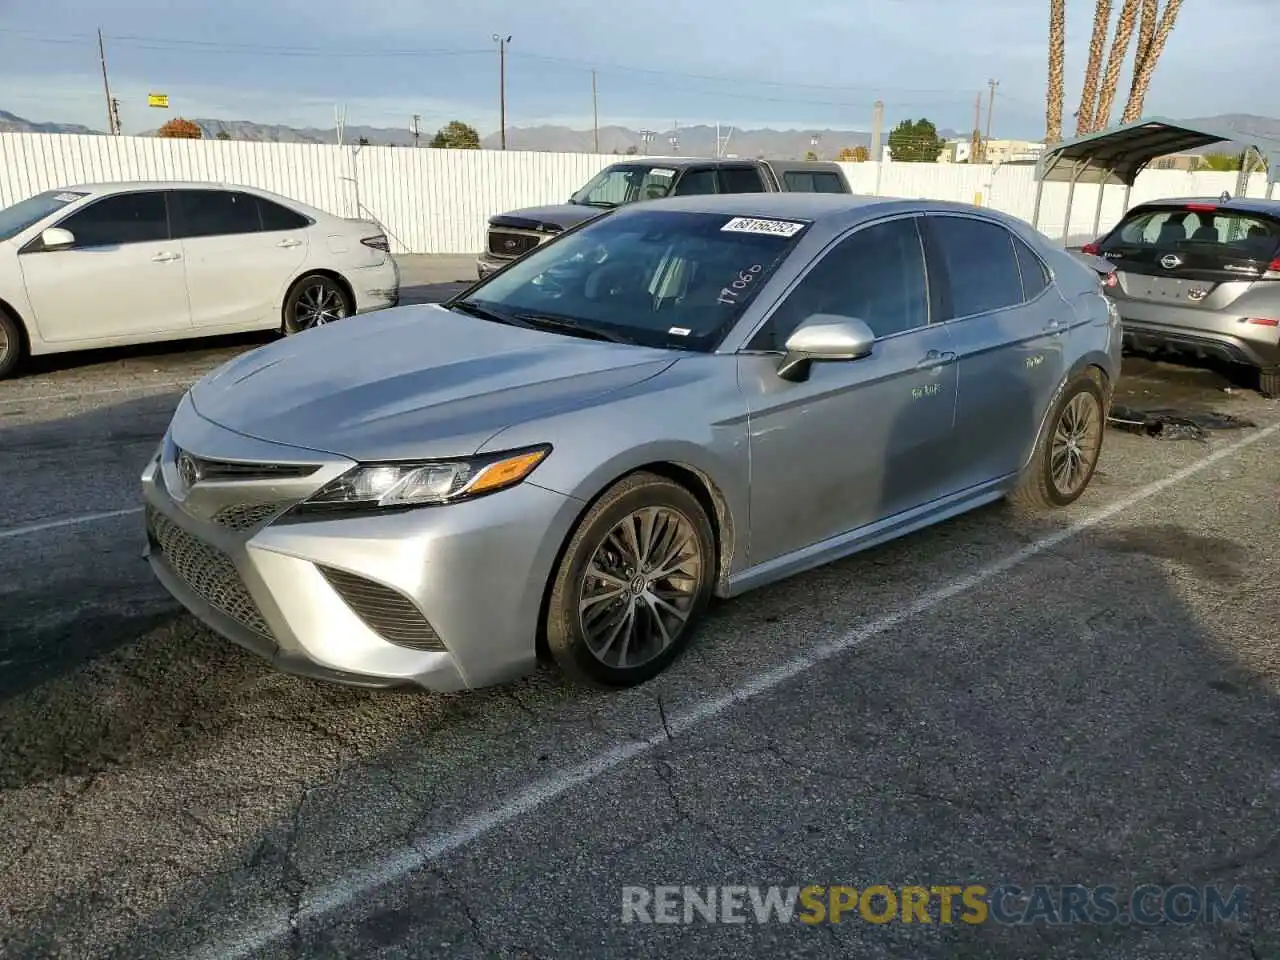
749;216;929;351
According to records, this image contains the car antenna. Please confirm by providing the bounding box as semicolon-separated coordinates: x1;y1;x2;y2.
1219;191;1231;202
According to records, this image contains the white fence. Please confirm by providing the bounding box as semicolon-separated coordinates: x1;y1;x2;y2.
0;132;1272;255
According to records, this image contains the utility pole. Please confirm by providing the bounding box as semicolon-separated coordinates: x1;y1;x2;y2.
639;129;655;155
869;100;884;162
669;121;679;154
411;113;421;147
110;97;122;137
983;78;999;161
493;34;511;149
591;70;599;153
97;28;117;135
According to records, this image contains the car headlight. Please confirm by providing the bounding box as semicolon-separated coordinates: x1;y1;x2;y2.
298;444;551;512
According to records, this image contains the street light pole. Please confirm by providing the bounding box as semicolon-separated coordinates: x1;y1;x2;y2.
493;34;511;150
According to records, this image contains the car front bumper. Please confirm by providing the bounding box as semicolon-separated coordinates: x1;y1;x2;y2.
140;399;582;692
476;253;515;280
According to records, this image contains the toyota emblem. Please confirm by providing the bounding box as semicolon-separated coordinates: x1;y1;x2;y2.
177;453;199;489
1160;253;1182;269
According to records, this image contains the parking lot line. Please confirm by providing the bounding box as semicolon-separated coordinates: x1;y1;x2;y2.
0;381;195;406
0;507;143;541
197;420;1280;960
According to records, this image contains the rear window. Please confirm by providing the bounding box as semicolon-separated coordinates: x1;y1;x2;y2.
783;171;847;193
1103;206;1280;261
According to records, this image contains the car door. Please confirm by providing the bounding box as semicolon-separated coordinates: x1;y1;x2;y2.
716;165;769;194
669;167;720;196
736;214;960;567
920;213;1068;489
171;189;310;329
17;190;190;343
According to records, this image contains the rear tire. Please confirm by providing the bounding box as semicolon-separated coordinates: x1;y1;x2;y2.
1259;367;1280;399
282;274;352;335
545;472;715;688
1009;371;1108;510
0;308;25;381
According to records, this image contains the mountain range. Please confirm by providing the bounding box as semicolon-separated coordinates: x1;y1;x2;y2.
2;109;1277;160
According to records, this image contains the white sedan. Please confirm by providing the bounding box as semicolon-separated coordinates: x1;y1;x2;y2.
0;181;401;378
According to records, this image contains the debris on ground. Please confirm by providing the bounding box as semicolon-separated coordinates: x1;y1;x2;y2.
1107;405;1258;442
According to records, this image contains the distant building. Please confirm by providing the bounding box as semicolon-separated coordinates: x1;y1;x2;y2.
1148;152;1204;171
982;139;1046;164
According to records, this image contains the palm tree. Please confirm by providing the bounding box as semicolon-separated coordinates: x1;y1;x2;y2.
1046;0;1067;143
1074;0;1113;136
1092;0;1141;132
1121;0;1184;123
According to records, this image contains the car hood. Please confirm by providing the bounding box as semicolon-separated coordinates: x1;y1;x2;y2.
488;204;604;232
188;303;678;462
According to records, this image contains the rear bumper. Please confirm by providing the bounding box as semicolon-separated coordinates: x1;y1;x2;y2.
352;257;400;313
1119;315;1280;370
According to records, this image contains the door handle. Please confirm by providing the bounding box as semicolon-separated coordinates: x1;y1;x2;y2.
916;350;956;369
275;239;302;248
151;251;180;262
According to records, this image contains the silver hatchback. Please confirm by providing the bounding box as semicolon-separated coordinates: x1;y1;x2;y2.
142;194;1121;693
1084;196;1280;396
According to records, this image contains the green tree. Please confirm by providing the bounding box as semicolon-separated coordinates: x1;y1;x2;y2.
429;120;481;149
804;150;819;161
887;118;944;162
215;130;231;141
1199;152;1243;171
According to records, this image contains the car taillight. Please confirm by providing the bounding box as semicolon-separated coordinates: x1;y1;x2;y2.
361;234;389;251
1244;317;1279;327
1081;242;1100;255
1185;203;1217;212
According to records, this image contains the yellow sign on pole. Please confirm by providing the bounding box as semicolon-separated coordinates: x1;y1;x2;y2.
147;93;169;108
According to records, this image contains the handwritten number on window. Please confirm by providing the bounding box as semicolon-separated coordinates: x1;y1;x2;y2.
717;264;763;305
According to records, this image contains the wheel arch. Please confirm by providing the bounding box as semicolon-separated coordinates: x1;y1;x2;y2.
0;295;31;365
1020;359;1111;475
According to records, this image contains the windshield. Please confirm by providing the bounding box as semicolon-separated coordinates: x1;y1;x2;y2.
570;164;680;208
0;190;87;242
452;208;811;352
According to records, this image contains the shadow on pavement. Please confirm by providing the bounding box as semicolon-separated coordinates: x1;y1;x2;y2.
2;491;1277;959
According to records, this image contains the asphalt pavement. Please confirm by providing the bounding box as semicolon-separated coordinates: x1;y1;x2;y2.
1;259;1278;959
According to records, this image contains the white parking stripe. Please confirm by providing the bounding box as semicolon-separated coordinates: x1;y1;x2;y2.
198;421;1280;959
0;380;195;406
0;507;143;541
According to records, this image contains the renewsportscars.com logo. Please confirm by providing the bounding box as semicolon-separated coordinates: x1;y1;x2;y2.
621;884;1249;926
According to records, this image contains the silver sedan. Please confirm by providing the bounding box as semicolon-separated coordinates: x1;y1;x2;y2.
142;193;1122;692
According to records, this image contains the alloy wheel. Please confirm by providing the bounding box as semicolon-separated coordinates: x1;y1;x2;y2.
294;283;348;329
1050;391;1102;498
577;506;704;669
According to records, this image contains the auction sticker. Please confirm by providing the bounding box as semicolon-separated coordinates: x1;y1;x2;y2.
53;193;81;203
720;217;806;237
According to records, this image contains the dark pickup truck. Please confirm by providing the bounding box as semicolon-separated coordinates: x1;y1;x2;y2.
476;156;852;279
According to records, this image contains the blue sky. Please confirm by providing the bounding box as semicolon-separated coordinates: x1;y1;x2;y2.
0;0;1269;139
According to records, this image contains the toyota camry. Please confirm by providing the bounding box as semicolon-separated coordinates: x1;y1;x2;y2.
142;193;1121;692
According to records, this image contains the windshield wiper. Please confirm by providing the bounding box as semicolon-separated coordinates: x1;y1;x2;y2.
511;312;637;344
448;300;536;329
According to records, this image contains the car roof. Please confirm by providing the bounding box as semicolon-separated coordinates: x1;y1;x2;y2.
608;192;1020;229
49;181;283;196
1124;196;1280;217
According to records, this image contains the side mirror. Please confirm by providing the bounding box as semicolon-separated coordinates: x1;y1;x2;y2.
777;313;876;382
39;227;75;251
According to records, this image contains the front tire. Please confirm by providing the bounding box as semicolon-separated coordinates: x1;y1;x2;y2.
282;274;352;335
0;308;25;381
545;472;716;688
1010;371;1107;509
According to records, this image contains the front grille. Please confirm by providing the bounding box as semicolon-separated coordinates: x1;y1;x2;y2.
487;230;540;257
211;502;290;532
147;506;274;640
174;449;320;483
317;565;445;652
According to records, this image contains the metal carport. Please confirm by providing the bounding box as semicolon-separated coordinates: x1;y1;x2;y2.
1031;117;1280;243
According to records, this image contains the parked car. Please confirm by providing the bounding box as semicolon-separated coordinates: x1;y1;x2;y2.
1081;195;1280;396
143;194;1120;694
477;157;851;279
0;181;400;379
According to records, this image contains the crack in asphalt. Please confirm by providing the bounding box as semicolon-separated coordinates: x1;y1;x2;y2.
282;787;313;958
